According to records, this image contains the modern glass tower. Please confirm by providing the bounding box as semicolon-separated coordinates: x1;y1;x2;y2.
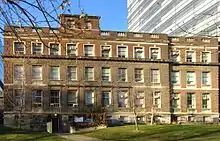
127;0;220;36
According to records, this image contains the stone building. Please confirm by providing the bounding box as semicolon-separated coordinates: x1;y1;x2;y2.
2;13;219;131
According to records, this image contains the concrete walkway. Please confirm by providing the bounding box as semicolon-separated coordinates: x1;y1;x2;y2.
57;133;103;141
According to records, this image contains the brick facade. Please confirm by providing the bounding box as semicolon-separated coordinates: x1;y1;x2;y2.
2;14;219;130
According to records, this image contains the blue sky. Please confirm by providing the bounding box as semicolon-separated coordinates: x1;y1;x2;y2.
70;0;128;31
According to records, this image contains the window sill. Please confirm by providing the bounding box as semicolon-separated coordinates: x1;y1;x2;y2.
201;85;211;87
151;82;160;85
50;79;63;81
186;84;196;87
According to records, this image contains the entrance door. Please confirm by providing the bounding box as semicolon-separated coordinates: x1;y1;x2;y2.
52;116;59;133
0;111;3;124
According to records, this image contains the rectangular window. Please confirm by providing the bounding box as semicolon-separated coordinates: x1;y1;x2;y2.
49;43;60;55
67;66;77;81
50;66;60;80
32;65;42;80
187;93;196;109
154;92;161;108
85;91;94;105
118;46;127;58
67;90;78;107
134;68;144;82
118;68;127;82
32;42;42;54
186;71;195;85
14;65;24;81
172;93;180;109
201;52;210;63
85;67;94;81
14;42;25;54
150;48;159;59
102;91;111;107
67;44;77;56
135;91;145;108
171;71;180;85
84;45;94;56
118;91;128;108
102;67;110;81
151;69;160;83
170;50;180;62
14;89;24;107
186;51;195;62
101;45;111;57
134;47;144;58
50;90;60;107
32;90;42;108
202;93;211;110
202;72;210;85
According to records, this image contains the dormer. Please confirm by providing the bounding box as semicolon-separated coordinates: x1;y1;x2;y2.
59;13;100;30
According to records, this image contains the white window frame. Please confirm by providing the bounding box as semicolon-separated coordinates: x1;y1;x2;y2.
117;45;128;58
31;42;43;55
66;43;78;56
67;66;77;81
133;46;144;59
85;90;95;105
118;90;129;108
50;66;60;80
202;93;211;110
170;50;180;62
151;69;160;83
102;67;111;81
185;50;196;62
84;44;95;56
102;91;111;107
153;91;161;108
101;45;112;57
13;64;24;81
187;93;196;109
201;72;211;86
118;68;127;82
67;90;78;107
85;67;94;81
172;93;181;109
32;65;42;80
149;47;161;59
13;41;25;55
200;51;211;63
50;90;60;107
171;71;180;85
134;68;144;82
135;91;145;108
186;71;196;86
48;42;61;55
32;89;42;108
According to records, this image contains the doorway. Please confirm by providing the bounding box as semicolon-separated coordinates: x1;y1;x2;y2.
51;115;60;133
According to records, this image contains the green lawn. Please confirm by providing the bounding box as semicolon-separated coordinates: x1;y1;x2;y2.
80;124;220;141
0;126;70;141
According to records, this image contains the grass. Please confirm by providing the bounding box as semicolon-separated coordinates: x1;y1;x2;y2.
80;124;220;141
0;125;70;141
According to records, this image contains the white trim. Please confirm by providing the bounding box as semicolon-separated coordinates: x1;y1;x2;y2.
83;44;95;56
13;41;26;55
67;66;77;81
170;50;180;62
31;65;43;80
149;46;161;59
100;44;112;57
116;45;128;58
171;45;218;49
48;42;61;55
185;50;196;62
49;66;60;80
200;51;211;63
31;41;43;55
201;71;211;87
133;46;144;58
66;43;78;56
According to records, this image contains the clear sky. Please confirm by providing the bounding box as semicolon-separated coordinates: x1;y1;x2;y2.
70;0;128;31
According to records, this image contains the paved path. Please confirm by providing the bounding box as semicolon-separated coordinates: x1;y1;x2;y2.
57;133;103;141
